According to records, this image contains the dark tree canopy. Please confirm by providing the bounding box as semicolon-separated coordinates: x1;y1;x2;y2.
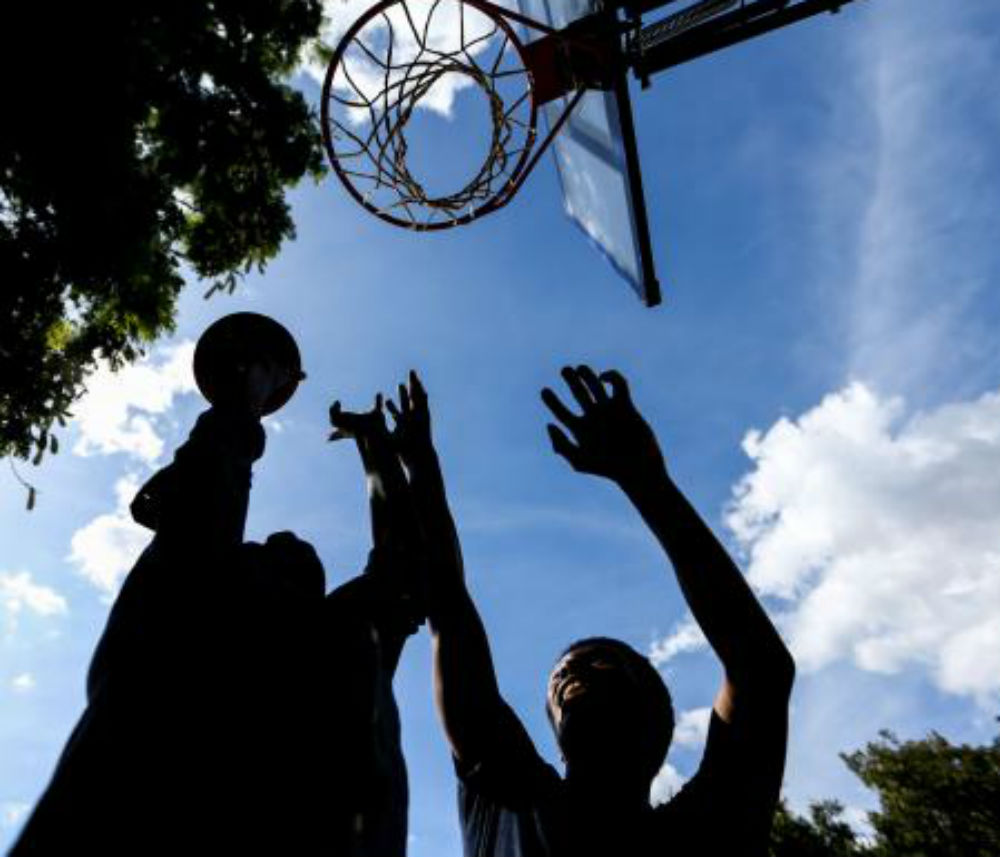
770;725;1000;857
1;1;325;463
844;728;1000;857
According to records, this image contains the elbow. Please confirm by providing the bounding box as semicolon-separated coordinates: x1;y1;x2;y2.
769;644;796;697
732;624;796;685
723;643;795;705
740;640;795;698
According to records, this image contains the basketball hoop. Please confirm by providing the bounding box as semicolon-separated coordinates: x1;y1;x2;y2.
320;0;593;230
322;0;863;305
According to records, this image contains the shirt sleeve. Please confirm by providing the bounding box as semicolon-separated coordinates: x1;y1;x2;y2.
456;701;559;811
454;701;563;857
655;706;788;857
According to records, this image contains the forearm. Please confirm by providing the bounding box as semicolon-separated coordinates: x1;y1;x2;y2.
431;590;505;759
407;449;505;759
406;449;467;602
624;470;794;692
341;420;425;647
134;407;264;559
355;432;417;550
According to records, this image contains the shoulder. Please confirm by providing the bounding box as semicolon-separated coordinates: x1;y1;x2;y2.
456;702;562;811
457;748;565;857
651;712;783;856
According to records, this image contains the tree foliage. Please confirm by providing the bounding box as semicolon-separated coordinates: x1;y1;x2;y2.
1;1;325;464
845;728;1000;857
770;725;1000;857
771;800;863;857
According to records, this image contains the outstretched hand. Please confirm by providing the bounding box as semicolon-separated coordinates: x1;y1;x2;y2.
328;394;390;443
385;370;434;468
541;365;666;489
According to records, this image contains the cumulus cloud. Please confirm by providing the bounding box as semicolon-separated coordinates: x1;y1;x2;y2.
72;341;196;464
649;616;707;667
649;710;711;808
673;707;712;749
68;475;150;596
0;571;68;635
306;0;509;119
726;382;1000;702
649;761;685;806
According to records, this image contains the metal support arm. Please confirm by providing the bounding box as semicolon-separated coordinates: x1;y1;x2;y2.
630;0;857;82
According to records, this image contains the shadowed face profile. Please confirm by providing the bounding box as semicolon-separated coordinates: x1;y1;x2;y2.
547;637;674;783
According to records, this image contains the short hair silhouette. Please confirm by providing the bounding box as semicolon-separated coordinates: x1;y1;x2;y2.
547;636;675;780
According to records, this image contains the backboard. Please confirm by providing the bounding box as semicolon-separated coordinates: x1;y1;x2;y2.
515;0;662;306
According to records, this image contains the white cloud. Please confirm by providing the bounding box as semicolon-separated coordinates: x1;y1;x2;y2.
673;707;712;749
648;616;706;668
726;383;1000;703
649;761;685;806
1;802;30;829
10;673;35;693
0;571;68;634
307;0;513;118
72;341;197;464
68;475;150;596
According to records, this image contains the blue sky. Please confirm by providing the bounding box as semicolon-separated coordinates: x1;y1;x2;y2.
3;1;1000;852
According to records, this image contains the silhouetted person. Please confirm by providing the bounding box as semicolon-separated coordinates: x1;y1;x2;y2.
387;367;794;857
12;360;419;855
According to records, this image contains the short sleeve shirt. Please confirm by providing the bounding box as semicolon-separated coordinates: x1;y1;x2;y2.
457;703;784;857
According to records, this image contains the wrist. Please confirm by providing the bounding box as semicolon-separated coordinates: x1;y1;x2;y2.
404;444;440;475
619;461;673;505
193;407;266;463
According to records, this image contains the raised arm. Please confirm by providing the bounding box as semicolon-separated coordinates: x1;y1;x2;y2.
541;365;794;723
328;396;423;672
384;372;507;766
131;359;291;562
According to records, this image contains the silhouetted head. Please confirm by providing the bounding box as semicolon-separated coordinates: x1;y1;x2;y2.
242;531;326;596
546;637;673;784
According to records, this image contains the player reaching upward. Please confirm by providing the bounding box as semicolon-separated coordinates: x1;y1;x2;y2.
387;366;794;856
